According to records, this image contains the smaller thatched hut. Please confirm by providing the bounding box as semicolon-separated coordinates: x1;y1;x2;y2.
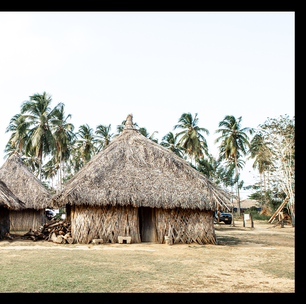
0;153;51;231
0;179;25;239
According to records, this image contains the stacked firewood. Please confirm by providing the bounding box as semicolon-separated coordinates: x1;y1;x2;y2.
22;219;73;244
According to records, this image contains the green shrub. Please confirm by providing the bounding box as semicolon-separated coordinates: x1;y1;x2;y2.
243;208;270;221
52;207;66;220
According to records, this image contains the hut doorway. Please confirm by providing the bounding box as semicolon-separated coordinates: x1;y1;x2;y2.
138;207;156;242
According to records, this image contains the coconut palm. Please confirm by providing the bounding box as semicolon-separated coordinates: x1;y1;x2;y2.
196;154;223;184
20;92;58;180
95;124;114;152
215;115;253;215
138;127;159;143
50;103;75;190
21;151;40;176
75;124;97;163
174;113;209;165
219;164;238;226
69;146;85;174
42;157;59;188
116;119;139;134
160;132;184;158
5;114;31;156
248;133;274;205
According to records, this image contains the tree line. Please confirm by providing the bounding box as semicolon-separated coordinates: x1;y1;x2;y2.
4;92;295;217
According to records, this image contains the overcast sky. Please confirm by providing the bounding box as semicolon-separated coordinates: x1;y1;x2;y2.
0;12;295;198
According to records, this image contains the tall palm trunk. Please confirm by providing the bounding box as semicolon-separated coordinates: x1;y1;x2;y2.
234;155;241;216
260;172;263;208
38;146;43;181
39;160;42;181
263;171;266;205
59;147;62;190
231;184;235;226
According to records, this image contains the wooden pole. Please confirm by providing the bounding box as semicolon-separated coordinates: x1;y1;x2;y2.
268;196;289;223
231;207;235;227
279;212;284;228
250;213;254;228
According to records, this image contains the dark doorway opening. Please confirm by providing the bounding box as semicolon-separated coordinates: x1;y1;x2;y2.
138;207;156;242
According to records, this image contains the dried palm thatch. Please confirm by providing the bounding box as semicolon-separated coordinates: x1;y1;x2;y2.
70;205;141;244
0;179;25;239
154;208;217;245
0;153;51;209
0;153;51;231
69;205;217;245
0;179;25;210
52;114;231;211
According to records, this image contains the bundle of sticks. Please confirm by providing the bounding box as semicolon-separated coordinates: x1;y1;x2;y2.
22;218;73;244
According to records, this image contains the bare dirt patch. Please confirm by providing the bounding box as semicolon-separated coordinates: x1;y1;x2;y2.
0;220;294;292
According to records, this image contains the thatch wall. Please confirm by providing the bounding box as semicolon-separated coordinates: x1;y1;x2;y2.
0;207;10;239
70;205;140;244
0;179;25;239
9;209;47;231
155;208;216;245
69;204;216;245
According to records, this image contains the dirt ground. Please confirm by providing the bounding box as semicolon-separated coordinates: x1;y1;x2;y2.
0;220;295;293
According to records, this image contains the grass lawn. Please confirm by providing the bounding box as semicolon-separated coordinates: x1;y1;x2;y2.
0;220;295;293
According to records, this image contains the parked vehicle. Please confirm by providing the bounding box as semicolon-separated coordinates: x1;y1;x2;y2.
214;211;232;225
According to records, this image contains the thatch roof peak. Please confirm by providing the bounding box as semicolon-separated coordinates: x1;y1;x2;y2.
0;179;25;210
123;113;136;130
0;153;51;209
52;114;231;211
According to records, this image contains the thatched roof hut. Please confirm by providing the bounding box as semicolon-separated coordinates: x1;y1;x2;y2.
52;114;231;244
231;199;262;212
0;179;25;239
0;153;51;231
0;180;24;210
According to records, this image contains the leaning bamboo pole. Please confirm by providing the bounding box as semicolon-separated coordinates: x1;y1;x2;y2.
268;196;289;224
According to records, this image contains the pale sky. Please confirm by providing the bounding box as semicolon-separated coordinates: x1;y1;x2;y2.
0;12;295;199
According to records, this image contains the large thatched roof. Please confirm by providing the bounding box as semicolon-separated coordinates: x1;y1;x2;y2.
0;179;25;210
0;153;51;209
52;114;231;211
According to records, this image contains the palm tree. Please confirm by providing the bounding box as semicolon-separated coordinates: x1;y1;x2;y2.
248;133;274;206
5;114;31;156
116;120;139;134
174;113;209;165
21;151;40;176
219;164;238;226
20;92;58;180
138;127;159;143
215;115;253;215
160;132;184;158
95;124;114;152
50;103;75;190
42;157;58;189
75;124;97;163
196;154;223;184
69;146;85;173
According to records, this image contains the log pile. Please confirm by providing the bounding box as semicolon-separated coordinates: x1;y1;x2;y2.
22;218;73;244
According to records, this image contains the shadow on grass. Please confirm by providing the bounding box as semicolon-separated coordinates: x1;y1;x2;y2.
214;225;248;232
216;235;243;246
